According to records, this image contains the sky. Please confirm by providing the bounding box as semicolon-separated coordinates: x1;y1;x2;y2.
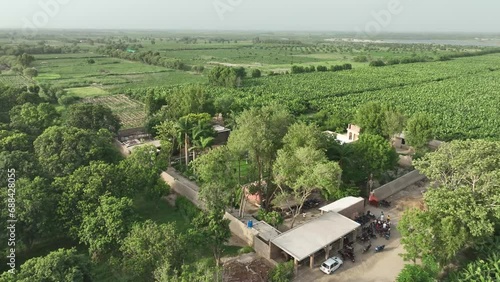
0;0;498;33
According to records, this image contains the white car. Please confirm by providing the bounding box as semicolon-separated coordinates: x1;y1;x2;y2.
320;256;343;274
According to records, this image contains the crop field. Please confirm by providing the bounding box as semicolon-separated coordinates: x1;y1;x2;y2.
0;74;32;87
208;54;500;141
80;94;146;129
32;54;204;90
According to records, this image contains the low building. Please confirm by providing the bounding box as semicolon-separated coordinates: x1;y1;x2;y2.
392;133;406;148
319;196;365;219
335;124;361;145
213;124;231;145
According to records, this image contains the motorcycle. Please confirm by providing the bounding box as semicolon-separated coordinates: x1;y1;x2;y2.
380;200;391;208
375;245;385;252
366;210;376;219
362;243;372;253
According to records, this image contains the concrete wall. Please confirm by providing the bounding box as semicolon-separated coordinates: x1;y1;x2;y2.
224;212;258;246
337;200;365;220
373;170;426;200
161;171;202;208
113;139;130;157
253;236;271;259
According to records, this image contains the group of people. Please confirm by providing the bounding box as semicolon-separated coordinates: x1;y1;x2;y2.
372;211;391;236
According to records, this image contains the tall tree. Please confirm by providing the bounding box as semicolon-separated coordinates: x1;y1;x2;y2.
120;220;186;281
404;113;434;150
354;102;386;136
273;146;342;228
13;248;92;282
189;210;231;267
79;195;136;260
33;126;118;178
65;103;121;134
228;104;293;210
383;107;406;138
192;146;237;210
9;103;59;136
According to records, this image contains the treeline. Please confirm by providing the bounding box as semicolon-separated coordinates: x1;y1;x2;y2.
0;44;81;56
291;63;352;74
369;48;500;67
97;45;189;71
252;37;303;45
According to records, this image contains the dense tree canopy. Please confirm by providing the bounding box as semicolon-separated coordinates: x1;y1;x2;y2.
9;103;59;136
65;103;121;134
404;113;435;150
34;126;118;178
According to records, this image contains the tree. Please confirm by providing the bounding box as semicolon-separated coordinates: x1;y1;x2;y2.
369;59;386;67
0;151;38;187
155;120;178;168
273;146;342;228
189;118;215;161
383;108;406;138
404;113;434;150
23;67;38;78
87;58;95;64
121;220;186;281
54;161;131;238
228;104;293;210
414;139;500;191
79;195;136;260
354;102;386;136
281;122;326;152
17;53;35;67
165;85;214;120
33;126;118;178
9;103;59;136
189;210;231;267
176;113;213;166
10;177;58;250
345;134;399;184
208;66;238;88
65;103;121;134
0;130;30;152
234;67;246;79
251;68;261;78
192;146;237;210
14;248;92;282
397;256;439;282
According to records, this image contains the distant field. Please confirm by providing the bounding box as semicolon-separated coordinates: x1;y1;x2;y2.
66;86;110;98
32;53;205;90
80;94;146;129
0;74;32;87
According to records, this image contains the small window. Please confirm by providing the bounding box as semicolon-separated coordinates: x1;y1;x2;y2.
349;132;353;140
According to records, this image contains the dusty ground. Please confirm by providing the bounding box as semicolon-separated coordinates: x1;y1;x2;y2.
293;181;428;282
222;253;273;282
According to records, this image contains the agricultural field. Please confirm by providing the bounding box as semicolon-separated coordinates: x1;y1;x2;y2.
0;73;32;87
80;94;146;129
207;54;500;141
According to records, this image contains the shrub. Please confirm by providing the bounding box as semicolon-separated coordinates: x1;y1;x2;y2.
369;60;386;67
175;196;200;219
268;261;295;282
251;68;262;78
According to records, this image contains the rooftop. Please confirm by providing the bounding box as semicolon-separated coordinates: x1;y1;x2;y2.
319;196;364;213
271;212;360;261
253;221;281;242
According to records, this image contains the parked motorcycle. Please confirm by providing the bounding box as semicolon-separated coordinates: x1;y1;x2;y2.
380;200;391;208
375;245;386;252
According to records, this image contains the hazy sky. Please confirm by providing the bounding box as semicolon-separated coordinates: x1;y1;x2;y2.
0;0;498;33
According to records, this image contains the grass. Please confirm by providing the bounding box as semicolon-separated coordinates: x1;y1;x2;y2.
66;86;110;98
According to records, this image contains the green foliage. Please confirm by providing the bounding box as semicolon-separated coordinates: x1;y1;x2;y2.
79;195;137;259
189;210;231;267
397;256;439;282
192;146;237;210
175;196;201;220
251;68;261;78
23;67;38;78
228;104;293;210
369;59;386;67
354;102;386;136
268;261;295;282
281;122;326;152
208;66;239;88
14;248;92;282
34;126;118;177
405;113;434;150
257;209;284;227
17;53;35;67
9;103;59;136
0;130;30;152
64;103;121;134
121;220;186;281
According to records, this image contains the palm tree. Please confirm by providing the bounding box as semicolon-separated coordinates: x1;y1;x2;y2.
176;117;191;167
189;120;215;161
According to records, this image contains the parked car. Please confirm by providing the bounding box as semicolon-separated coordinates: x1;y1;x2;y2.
320;256;343;274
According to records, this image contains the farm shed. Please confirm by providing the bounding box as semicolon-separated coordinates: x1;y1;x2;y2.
213;124;231;145
270;212;360;271
319;196;365;219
